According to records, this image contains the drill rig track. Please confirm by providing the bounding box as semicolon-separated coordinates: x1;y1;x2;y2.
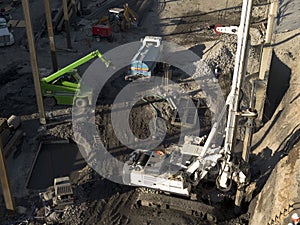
134;191;225;223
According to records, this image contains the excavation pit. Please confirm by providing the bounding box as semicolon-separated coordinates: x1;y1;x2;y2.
26;142;86;190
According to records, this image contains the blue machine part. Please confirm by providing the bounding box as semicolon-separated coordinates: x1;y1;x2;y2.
130;60;151;77
126;36;162;80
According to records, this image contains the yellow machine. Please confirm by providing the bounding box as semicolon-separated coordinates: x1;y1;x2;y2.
109;3;138;31
123;3;138;30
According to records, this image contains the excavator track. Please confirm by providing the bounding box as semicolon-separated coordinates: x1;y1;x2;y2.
134;191;224;223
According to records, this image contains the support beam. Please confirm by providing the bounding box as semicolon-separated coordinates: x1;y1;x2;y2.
256;0;279;124
63;0;72;49
258;0;279;80
234;83;257;208
22;0;46;125
44;0;59;72
71;0;77;15
164;64;171;87
0;136;15;211
265;0;279;45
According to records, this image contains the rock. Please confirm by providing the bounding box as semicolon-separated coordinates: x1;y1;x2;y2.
250;28;264;46
39;68;52;78
16;206;27;214
47;211;59;222
42;190;54;201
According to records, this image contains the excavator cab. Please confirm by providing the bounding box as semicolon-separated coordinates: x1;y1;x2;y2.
41;69;82;106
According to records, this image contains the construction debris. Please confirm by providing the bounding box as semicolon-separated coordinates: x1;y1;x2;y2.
0;0;300;224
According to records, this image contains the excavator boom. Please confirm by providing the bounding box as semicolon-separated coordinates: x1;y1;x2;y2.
43;50;110;83
124;3;138;24
40;49;110;106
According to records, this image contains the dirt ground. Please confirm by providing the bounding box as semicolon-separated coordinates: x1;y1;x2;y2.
1;0;299;224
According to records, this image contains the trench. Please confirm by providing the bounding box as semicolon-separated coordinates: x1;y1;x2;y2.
263;53;291;122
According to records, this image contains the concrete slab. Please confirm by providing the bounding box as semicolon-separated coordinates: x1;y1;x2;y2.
6;19;25;28
7;20;18;27
15;20;25;28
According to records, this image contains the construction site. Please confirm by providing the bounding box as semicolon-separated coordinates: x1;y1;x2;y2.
0;0;299;224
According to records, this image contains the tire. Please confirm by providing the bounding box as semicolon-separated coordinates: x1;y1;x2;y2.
75;98;88;108
44;97;56;107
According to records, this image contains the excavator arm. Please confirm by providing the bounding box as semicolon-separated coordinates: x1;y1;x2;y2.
124;3;138;21
123;3;138;29
42;50;110;83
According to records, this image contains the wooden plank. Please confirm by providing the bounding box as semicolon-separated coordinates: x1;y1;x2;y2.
7;20;19;27
4;5;13;12
25;141;43;188
52;6;64;28
3;129;23;158
0;136;15;211
45;0;58;71
57;2;74;32
16;20;26;28
22;0;47;124
54;0;79;31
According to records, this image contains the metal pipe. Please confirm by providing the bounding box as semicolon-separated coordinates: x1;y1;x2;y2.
235;83;257;207
223;0;253;156
219;0;253;207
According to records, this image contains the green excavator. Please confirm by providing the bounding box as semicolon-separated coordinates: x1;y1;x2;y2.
41;50;110;107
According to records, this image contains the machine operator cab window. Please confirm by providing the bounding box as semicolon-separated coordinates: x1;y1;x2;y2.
109;7;125;24
50;70;81;88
